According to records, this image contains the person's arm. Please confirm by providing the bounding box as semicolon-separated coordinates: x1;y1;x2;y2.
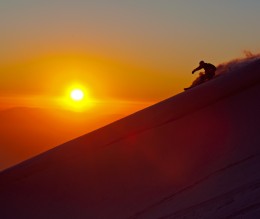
192;66;202;74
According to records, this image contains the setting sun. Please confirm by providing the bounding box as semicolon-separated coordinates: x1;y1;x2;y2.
70;89;84;101
60;84;94;112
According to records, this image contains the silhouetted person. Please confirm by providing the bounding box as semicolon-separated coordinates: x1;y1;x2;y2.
184;61;217;90
192;60;216;80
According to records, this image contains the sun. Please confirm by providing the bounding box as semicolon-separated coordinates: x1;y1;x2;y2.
60;84;94;112
70;89;84;101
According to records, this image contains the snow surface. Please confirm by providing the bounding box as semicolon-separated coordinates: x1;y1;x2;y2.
0;58;260;219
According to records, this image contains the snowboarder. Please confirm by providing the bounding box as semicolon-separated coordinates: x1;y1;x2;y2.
192;61;216;80
184;61;217;90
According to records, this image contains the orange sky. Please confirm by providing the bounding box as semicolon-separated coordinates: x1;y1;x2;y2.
1;0;260;113
0;53;161;112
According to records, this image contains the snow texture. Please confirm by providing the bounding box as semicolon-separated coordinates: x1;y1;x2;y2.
0;57;260;219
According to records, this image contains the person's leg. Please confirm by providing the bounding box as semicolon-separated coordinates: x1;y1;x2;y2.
198;73;206;84
205;71;215;80
184;72;207;90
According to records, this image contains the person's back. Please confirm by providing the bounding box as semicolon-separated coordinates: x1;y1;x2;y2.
203;63;216;73
192;61;216;80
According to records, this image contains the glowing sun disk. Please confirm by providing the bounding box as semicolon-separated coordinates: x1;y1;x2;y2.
70;89;84;101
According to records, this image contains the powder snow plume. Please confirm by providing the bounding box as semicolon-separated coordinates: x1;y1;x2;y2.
216;51;260;75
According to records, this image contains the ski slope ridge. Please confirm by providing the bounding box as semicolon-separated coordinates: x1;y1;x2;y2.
0;58;260;219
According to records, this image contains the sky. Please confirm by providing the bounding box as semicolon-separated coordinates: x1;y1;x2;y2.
0;0;260;112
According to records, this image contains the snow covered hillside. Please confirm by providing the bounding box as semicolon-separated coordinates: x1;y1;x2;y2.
0;57;260;219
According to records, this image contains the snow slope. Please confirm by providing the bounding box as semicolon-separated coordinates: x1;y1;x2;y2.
0;58;260;219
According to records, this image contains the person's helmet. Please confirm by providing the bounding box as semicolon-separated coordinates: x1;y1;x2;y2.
199;60;205;65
